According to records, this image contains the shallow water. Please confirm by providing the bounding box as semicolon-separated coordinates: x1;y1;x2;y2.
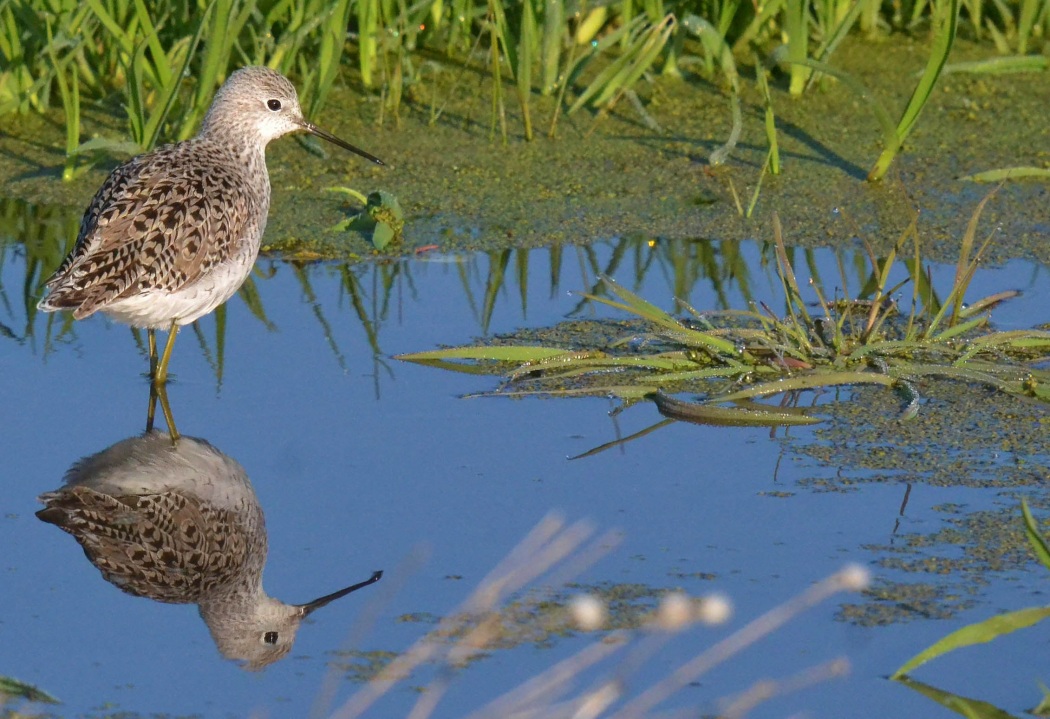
1;200;1048;718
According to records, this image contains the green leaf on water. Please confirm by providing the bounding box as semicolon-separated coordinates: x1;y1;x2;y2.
371;222;395;250
892;606;1050;679
0;676;59;703
960;166;1050;182
894;675;1021;719
651;392;820;427
366;191;404;250
1021;499;1050;572
943;56;1049;74
712;371;898;402
328;189;404;249
397;346;577;362
366;190;404;226
1032;682;1050;716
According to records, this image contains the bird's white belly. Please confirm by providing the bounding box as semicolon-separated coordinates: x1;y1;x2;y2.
101;247;258;329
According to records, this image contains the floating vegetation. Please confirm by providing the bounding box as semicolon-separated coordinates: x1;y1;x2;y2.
399;198;1050;426
328;187;405;250
0;675;58;705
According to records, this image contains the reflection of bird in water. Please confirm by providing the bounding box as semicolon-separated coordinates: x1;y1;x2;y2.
37;431;381;670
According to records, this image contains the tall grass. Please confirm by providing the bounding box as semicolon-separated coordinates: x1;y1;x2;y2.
2;0;1045;178
1;0;365;162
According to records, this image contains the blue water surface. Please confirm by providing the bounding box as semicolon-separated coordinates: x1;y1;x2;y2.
1;206;1047;719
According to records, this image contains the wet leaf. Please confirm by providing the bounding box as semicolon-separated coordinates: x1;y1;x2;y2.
895;676;1021;719
0;675;59;703
397;346;576;362
892;606;1050;679
1021;499;1050;572
651;392;820;427
327;188;404;249
371;222;395;250
1032;683;1050;716
713;371;898;402
365;191;404;250
961;166;1050;182
944;56;1050;74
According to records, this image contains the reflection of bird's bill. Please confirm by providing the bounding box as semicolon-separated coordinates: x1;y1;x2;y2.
302;121;385;166
299;570;384;617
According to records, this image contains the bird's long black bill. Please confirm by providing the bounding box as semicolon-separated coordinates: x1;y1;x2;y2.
304;121;385;166
299;570;383;616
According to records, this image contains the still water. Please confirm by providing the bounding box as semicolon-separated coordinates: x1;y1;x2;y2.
1;199;1047;718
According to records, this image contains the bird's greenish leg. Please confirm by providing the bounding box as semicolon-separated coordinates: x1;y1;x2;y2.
145;383;180;444
153;320;179;387
148;329;158;379
146;385;156;432
157;383;180;445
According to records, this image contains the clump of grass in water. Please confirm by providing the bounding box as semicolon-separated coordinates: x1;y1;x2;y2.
314;514;870;718
398;194;1050;426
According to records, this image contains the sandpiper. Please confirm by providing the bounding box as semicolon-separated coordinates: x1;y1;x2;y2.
37;66;383;385
37;430;382;670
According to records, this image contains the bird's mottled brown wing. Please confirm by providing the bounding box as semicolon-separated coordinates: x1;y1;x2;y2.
41;141;259;319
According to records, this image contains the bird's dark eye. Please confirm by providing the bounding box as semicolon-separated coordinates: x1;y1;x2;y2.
263;631;279;645
266;99;282;112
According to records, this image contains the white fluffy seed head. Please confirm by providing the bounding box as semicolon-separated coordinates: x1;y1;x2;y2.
570;594;608;631
656;592;694;630
837;563;872;592
697;593;733;625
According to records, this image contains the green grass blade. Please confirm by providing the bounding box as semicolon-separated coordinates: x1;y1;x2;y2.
307;0;354;118
756;60;780;174
652;392;820;426
1021;499;1050;572
962;330;1050;351
713;371;898;402
356;0;379;86
181;0;237;140
507;353;708;377
931;314;986;341
892;606;1050;679
682;14;741;165
944;56;1049;74
961;166;1050;182
132;0;172;89
396;346;577;362
784;0;810;95
1016;0;1039;53
517;0;536;139
868;0;958;180
807;0;865;87
895;676;1022;719
539;0;563;95
85;0;135;56
0;675;59;703
582;278;738;355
